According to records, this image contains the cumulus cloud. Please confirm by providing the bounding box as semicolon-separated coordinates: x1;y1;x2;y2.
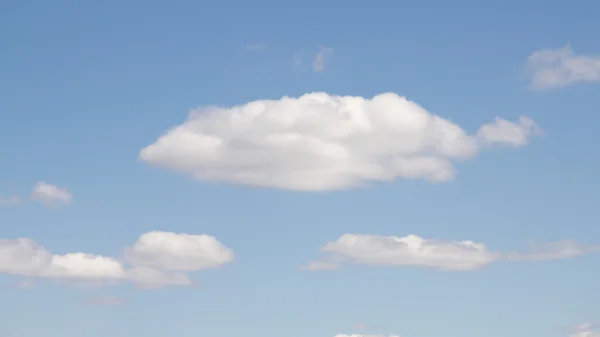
140;92;538;192
526;44;600;90
124;231;235;271
0;196;20;206
30;182;72;207
306;234;496;271
0;231;234;288
304;234;599;271
313;47;334;72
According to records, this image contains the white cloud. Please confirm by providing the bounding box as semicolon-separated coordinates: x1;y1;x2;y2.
526;44;600;90
124;231;235;271
304;234;599;271
0;231;234;288
309;234;496;271
0;238;126;280
0;196;20;206
476;116;540;147
313;46;334;72
30;182;72;207
570;323;599;337
140;92;538;191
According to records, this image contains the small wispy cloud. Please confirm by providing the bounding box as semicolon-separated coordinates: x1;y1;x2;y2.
0;195;20;207
526;43;600;90
349;323;385;332
335;333;399;337
291;46;334;73
243;43;267;52
569;323;599;337
351;323;371;331
312;46;334;72
300;261;340;271
84;296;127;306
506;240;600;261
30;182;72;208
292;50;306;72
16;279;35;288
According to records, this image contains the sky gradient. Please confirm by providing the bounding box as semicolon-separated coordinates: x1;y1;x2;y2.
1;1;600;337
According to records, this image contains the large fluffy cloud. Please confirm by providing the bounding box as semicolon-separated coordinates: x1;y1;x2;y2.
526;44;600;90
0;231;234;288
304;234;599;271
140;92;539;191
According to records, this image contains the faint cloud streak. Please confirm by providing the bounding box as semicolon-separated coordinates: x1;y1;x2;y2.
313;46;334;72
0;196;20;206
243;43;267;52
84;296;127;306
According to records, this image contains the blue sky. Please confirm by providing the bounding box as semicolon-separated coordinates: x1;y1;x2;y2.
1;1;600;337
